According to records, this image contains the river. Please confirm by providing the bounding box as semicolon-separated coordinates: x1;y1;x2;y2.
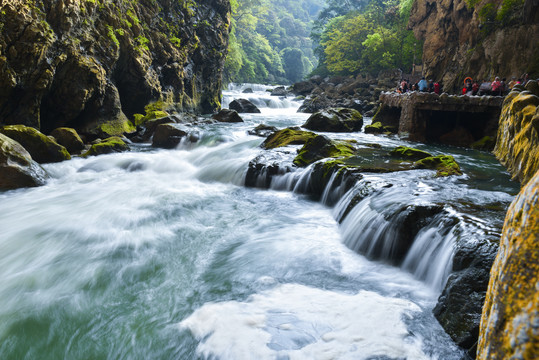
0;84;518;359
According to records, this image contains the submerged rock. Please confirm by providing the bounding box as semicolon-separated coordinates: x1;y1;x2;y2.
0;133;48;190
302;108;363;132
248;124;278;137
82;137;129;157
152;124;188;149
390;146;432;161
0;125;70;163
293;135;355;167
364;121;385;134
261;128;316;149
212;109;244;123
414;155;462;177
229;99;261;113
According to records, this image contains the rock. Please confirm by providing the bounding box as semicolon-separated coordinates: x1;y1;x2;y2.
364;121;384;134
50;127;85;154
0;125;70;163
82;136;129;157
434;237;498;356
478;171;539;360
245;152;293;188
248;124;278;137
494;91;539;185
302;108;363;132
152;124;188;149
293;135;355;167
261;128;317;149
297;95;333;113
471;136;495;151
0;0;230;134
390;146;433;161
525;80;539;97
291;80;316;96
137;116;177;142
242;88;254;94
414;155;463;177
229;99;261;113
270;86;288;96
308;160;363;204
0;133;48;190
212;109;244;123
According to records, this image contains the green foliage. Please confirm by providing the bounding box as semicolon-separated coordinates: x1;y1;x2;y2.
314;0;422;76
496;0;524;25
106;25;120;48
224;0;324;84
135;35;149;52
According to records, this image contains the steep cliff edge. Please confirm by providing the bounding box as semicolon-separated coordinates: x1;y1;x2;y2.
494;81;539;185
0;0;230;137
409;0;539;92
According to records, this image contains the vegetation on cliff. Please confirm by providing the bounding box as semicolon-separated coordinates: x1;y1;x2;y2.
311;0;421;77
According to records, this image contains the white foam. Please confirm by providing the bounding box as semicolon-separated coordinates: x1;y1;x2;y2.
180;283;432;360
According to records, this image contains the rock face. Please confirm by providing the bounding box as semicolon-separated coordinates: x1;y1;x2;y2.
302;108;363;132
0;125;70;163
0;0;230;136
409;0;539;92
494;84;539;185
478;170;539;360
0;133;48;190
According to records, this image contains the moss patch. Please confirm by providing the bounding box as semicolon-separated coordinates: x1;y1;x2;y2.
390;146;433;161
83;136;129;157
293;135;355;167
414;155;462;177
262;128;317;149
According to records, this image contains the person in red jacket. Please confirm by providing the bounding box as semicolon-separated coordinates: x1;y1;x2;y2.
434;82;441;94
491;77;503;96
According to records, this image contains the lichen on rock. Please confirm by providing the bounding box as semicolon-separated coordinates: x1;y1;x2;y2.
414;155;463;177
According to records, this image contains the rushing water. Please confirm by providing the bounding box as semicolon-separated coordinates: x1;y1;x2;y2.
0;84;518;359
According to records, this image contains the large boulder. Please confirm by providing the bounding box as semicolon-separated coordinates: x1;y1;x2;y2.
302;108;363;132
229;99;261;113
262;128;317;149
390;146;433;161
478;171;539;359
0;125;70;163
152;124;188;149
0;133;48;190
212;109;244;123
50;127;85;154
82;137;129;157
293;135;355;167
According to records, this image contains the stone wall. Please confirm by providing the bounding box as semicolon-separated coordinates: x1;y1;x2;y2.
0;0;230;137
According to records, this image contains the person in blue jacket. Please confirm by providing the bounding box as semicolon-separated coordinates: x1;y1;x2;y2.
418;77;428;92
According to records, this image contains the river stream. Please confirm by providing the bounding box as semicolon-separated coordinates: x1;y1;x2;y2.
0;84;518;359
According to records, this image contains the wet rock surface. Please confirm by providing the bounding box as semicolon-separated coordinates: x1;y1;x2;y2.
302;108;363;133
152;124;188;149
229;99;261;113
212;109;244;123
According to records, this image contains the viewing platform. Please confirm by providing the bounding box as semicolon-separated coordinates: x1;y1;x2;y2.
374;92;504;147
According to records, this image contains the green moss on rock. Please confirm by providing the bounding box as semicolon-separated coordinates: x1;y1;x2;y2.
0;125;70;163
82;136;129;157
390;146;433;161
414;155;462;177
293;135;355;167
262;128;317;149
364;121;384;134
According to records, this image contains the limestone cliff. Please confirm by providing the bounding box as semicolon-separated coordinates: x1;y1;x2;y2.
409;0;539;92
0;0;230;137
477;170;539;359
493;81;539;185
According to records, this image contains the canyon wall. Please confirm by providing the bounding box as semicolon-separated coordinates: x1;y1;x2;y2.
0;0;230;137
409;0;539;92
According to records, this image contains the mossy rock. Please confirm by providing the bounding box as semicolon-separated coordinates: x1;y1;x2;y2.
390;146;433;161
262;128;317;149
471;136;495;151
0;125;70;163
82;136;129;157
302;108;363;132
0;133;48;190
293;135;355;167
50;127;85;154
414;155;462;177
152;123;187;149
364;121;384;134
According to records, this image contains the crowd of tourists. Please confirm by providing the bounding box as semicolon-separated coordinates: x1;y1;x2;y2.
396;73;530;96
